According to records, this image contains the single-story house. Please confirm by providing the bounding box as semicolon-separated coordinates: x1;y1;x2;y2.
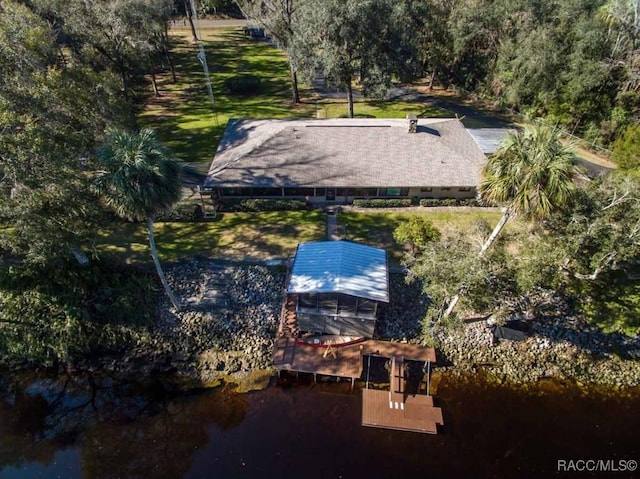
287;241;389;338
204;117;490;204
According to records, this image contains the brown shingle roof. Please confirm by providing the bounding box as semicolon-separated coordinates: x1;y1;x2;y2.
204;118;486;188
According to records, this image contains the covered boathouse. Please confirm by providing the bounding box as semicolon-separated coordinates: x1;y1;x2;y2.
274;241;444;434
287;241;389;338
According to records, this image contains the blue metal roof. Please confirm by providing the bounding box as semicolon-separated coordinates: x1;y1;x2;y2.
287;241;389;303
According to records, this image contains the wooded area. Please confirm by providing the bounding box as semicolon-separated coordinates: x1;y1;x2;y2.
0;0;638;366
242;0;639;148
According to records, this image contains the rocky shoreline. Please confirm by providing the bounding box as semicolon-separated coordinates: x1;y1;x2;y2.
5;261;636;391
132;260;638;389
435;316;640;388
119;260;285;387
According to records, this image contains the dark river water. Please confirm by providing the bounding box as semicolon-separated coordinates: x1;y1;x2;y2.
0;371;638;479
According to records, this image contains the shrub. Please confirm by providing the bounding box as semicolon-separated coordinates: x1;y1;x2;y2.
224;74;262;95
419;198;483;207
156;203;204;222
393;216;441;251
613;124;640;170
222;198;307;212
352;198;412;208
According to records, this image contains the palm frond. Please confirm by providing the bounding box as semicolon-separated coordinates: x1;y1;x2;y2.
94;128;182;221
481;124;576;220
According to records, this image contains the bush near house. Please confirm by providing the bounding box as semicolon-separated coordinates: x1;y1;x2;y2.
353;199;412;208
419;198;486;207
221;198;308;212
155;203;205;222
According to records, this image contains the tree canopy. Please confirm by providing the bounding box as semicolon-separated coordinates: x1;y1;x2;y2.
0;0;120;264
612;123;640;169
430;0;639;147
293;0;417;117
480;124;577;222
401;170;640;336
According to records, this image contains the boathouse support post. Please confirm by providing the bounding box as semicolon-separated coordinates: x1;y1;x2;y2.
366;355;371;389
314;373;317;383
426;360;431;396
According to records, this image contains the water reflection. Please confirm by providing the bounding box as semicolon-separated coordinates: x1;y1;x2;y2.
0;373;247;479
0;371;638;478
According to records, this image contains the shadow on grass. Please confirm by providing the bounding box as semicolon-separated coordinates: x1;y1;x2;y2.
338;209;504;264
96;211;326;264
141;28;316;165
340;212;403;259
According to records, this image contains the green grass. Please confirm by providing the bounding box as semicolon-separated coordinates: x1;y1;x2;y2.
339;209;504;263
316;99;447;119
97;210;326;263
140;29;315;171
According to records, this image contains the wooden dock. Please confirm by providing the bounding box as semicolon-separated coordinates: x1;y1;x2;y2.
362;354;443;434
273;338;444;434
273;337;364;379
273;338;436;380
362;389;444;434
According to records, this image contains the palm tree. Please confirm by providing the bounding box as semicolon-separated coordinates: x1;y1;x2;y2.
95;129;182;311
479;124;577;254
443;124;576;317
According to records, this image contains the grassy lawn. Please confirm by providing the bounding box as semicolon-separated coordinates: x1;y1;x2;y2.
140;28;316;171
97;210;326;263
95;207;505;265
316;98;446;119
339;209;504;263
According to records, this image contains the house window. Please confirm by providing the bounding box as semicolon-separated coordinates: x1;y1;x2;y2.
252;187;282;196
221;187;251;196
337;188;358;196
380;187;409;196
352;188;377;197
420;187;433;192
440;187;452;191
459;187;472;192
284;187;315;197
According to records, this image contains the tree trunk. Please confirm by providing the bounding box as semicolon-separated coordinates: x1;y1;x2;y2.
183;0;198;42
151;68;160;97
166;49;177;82
479;208;512;257
443;208;512;318
347;80;354;118
163;26;177;82
290;61;300;104
147;216;180;311
428;70;436;90
119;68;128;99
443;293;460;318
